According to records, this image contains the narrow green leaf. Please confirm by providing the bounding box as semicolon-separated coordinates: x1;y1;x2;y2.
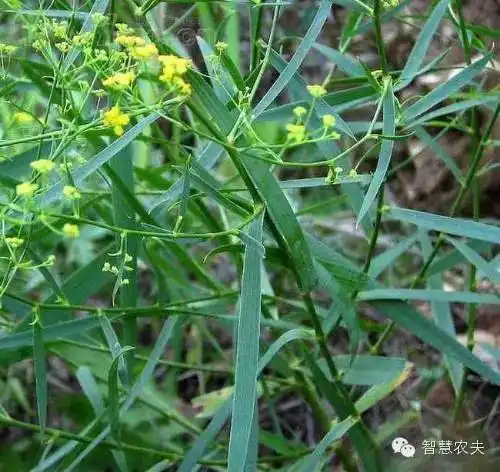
76;366;104;415
400;0;450;85
228;212;265;472
359;288;500;305
290;417;358;472
412;126;463;182
312;43;365;76
445;236;500;285
389;207;500;244
99;316;130;388
108;346;135;444
33;320;48;434
403;53;492;121
369;234;419;278
358;79;395;225
420;231;463;394
253;0;333;118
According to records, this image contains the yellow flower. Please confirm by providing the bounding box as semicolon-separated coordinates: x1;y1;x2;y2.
322;114;336;129
16;182;38;197
130;43;158;60
63;185;81;200
72;32;93;46
102;106;130;136
102;71;136;90
14;112;34;124
5;237;24;248
158;55;190;82
293;106;307;118
52;21;68;39
63;223;80;239
348;169;358;178
0;44;17;55
307;84;327;98
115;34;146;48
382;0;399;9
215;41;228;53
56;42;70;53
286;124;306;143
30;159;55;174
173;77;192;96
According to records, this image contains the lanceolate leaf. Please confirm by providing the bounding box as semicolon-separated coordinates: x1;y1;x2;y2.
228;212;265;472
358;79;395;225
403;53;492;122
400;0;450;85
389;207;500;244
253;0;333;118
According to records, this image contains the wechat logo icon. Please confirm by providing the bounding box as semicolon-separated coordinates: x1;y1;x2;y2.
392;437;416;458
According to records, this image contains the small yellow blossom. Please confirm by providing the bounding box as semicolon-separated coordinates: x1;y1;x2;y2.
102;71;136;90
63;223;80;239
14;112;34;123
52;21;68;39
173;77;192;96
16;182;38;197
63;185;81;200
0;44;17;55
293;106;307;118
286;124;306;143
72;32;93;47
56;42;70;53
30;159;55;174
382;0;400;9
115;34;146;48
348;169;358;178
130;43;158;60
102;106;130;136
307;84;327;98
91;13;108;26
159;55;191;81
215;42;228;53
322;114;336;129
5;237;24;248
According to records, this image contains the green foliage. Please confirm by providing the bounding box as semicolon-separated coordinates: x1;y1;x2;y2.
0;0;499;470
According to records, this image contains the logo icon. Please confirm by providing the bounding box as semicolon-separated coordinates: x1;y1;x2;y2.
392;437;415;458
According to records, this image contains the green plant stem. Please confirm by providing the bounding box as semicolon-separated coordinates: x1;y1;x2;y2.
362;187;385;274
452;0;481;424
373;0;389;74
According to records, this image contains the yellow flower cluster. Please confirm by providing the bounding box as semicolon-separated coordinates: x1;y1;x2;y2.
307;84;327;98
14;112;34;123
30;159;55;174
5;237;24;248
63;223;80;239
102;106;130;136
63;185;81;200
131;44;158;60
286;124;306;143
382;0;399;9
293;106;307;118
322;114;336;129
115;31;158;61
16;182;38;197
158;55;192;95
103;71;136;90
0;43;17;55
